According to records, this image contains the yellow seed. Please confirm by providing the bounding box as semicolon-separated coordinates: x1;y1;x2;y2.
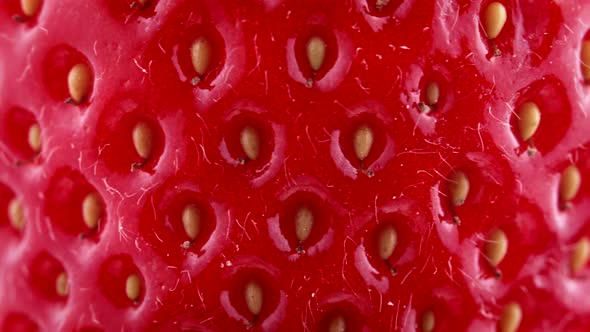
517;102;540;142
484;228;508;267
56;272;69;297
421;310;435;332
328;315;346;332
570;237;590;274
20;0;41;17
244;280;263;316
377;224;397;260
182;204;201;240
306;36;326;72
132;122;154;160
375;0;390;10
425;82;440;106
448;171;469;207
353;124;374;161
67;63;92;104
125;274;141;302
482;2;507;39
295;205;314;242
190;37;211;77
559;165;581;202
240;126;260;161
8;199;25;231
498;302;522;332
82;192;103;229
581;41;590;82
27;124;41;153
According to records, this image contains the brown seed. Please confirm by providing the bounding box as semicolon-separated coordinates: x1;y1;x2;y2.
82;192;103;229
421;310;435;332
182;204;201;240
559;165;581;202
353;124;374;161
67;63;93;104
328;315;346;332
377;224;397;260
484;228;508;267
498;302;522;332
20;0;41;17
190;37;212;77
55;272;69;297
28;124;41;153
448;171;469;207
306;36;326;72
294;205;314;242
570;237;590;274
8;199;25;231
517;102;541;142
240;126;260;161
132;122;154;160
375;0;390;10
482;2;507;39
125;274;142;302
244;280;263;316
581;41;590;82
425;82;440;106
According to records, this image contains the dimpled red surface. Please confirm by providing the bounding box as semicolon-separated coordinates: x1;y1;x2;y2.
1;0;590;331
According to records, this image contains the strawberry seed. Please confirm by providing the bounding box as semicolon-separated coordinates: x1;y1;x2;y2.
306;36;326;72
570;237;590;275
328;315;346;332
294;205;314;243
27;124;41;153
125;274;142;302
353;124;374;162
482;2;507;39
132;122;154;160
498;302;522;332
67;63;92;104
182;204;201;241
244;280;263;316
517;101;540;143
190;37;212;85
377;224;397;260
240;126;260;161
20;0;41;18
55;272;69;297
8;198;24;231
421;310;435;332
82;192;103;230
559;165;581;204
484;228;508;268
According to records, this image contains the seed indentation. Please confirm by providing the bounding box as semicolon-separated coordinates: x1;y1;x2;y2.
482;2;508;39
295;205;314;243
125;274;141;302
67;63;92;104
244;280;263;316
182;204;201;241
571;237;590;274
240;126;260;161
498;302;522;332
484;228;508;267
306;36;326;72
8;199;25;231
82;192;103;229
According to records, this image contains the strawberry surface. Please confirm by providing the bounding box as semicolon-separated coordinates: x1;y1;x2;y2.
0;0;590;331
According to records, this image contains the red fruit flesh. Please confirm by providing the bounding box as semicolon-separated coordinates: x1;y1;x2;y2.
1;0;590;331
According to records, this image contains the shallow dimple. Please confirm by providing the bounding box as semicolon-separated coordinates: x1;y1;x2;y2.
570;237;590;275
244;280;263;316
482;2;507;40
67;63;93;104
498;302;522;332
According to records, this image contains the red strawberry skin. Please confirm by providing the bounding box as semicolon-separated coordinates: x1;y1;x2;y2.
1;0;590;331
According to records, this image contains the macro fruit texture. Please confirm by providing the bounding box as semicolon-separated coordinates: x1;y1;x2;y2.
0;0;590;331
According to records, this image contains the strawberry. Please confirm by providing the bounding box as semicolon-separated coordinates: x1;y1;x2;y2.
0;0;590;331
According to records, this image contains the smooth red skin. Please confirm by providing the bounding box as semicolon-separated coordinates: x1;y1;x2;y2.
1;0;590;331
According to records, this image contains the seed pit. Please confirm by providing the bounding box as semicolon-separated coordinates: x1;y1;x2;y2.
1;107;42;160
223;112;274;169
45;168;105;237
339;114;387;174
295;26;338;84
43;46;93;104
29;252;68;300
99;255;144;307
226;269;281;326
96;103;165;174
498;302;522;332
368;215;414;275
